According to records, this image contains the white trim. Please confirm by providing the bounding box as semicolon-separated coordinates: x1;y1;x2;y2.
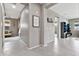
28;45;40;50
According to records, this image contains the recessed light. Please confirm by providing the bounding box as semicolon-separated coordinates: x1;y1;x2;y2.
12;5;16;8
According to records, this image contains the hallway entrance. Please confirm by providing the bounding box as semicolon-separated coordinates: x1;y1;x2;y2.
4;18;20;38
1;3;27;52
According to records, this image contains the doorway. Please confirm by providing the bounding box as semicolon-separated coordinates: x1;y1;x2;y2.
1;3;25;52
4;18;20;38
2;3;25;40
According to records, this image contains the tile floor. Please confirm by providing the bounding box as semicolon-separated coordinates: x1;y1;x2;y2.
1;37;79;56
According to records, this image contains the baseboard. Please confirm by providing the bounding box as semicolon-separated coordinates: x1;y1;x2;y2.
28;45;40;50
28;40;54;49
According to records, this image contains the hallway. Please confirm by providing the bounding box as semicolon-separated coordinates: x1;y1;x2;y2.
1;37;79;56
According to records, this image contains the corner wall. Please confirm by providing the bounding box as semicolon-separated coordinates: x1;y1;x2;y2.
20;5;29;47
0;4;3;53
28;4;67;47
43;8;60;45
41;7;68;45
29;3;41;48
20;3;68;48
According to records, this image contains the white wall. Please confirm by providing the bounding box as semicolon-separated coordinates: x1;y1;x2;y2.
29;4;41;48
0;4;3;53
20;3;68;48
20;4;41;48
44;9;55;44
42;7;68;45
41;7;60;45
20;5;29;47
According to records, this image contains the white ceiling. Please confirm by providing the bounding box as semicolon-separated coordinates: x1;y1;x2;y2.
49;3;79;19
4;3;24;18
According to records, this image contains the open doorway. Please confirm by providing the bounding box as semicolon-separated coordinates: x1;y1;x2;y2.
4;18;20;38
2;3;25;52
2;3;25;40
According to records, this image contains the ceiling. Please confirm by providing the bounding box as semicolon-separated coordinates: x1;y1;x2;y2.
4;3;25;18
4;3;55;19
42;3;56;8
49;3;79;19
4;3;79;19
